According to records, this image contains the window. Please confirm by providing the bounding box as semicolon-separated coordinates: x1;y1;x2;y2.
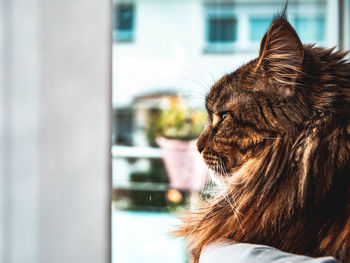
114;4;134;41
204;3;327;54
208;18;238;42
204;5;238;53
113;108;133;145
112;1;336;262
250;18;271;42
294;16;325;43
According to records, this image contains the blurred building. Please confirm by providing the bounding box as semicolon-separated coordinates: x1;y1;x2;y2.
111;0;344;186
112;0;342;146
113;0;339;108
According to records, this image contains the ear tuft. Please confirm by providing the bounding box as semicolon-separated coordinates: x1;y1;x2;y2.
257;16;304;97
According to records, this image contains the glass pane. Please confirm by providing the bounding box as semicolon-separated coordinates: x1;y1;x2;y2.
208;18;237;42
250;18;271;41
294;16;325;42
114;4;134;41
116;5;134;30
112;1;333;262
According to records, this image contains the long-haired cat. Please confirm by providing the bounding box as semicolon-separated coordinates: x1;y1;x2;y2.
174;10;350;263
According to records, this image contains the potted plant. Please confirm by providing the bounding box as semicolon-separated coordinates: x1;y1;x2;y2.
147;96;207;192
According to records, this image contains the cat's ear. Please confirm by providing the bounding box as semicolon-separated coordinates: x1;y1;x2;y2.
257;18;304;97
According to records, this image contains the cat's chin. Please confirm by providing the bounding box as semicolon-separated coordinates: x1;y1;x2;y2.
208;169;224;187
207;168;238;187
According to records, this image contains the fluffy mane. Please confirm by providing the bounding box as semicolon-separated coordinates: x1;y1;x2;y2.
174;12;350;263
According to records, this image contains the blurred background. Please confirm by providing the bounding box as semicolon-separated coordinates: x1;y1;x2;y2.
1;0;349;263
112;0;350;262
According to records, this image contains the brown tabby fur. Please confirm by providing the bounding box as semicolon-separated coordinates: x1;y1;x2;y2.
174;12;350;263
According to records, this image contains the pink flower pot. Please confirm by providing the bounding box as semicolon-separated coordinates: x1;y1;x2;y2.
156;137;207;192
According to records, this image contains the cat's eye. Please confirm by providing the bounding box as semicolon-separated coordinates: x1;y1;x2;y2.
219;112;229;120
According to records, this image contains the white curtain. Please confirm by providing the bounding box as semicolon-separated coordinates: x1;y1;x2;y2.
0;0;111;262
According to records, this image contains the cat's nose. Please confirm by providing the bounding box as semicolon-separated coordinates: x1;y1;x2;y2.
197;143;204;154
197;131;208;153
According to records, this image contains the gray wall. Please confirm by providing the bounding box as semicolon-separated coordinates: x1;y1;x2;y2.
0;0;111;262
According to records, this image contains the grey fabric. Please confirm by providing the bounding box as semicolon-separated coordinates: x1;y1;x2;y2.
199;243;340;263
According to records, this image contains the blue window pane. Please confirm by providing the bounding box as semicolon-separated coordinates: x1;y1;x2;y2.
114;4;134;41
116;5;134;30
208;18;237;42
250;18;271;41
294;16;325;42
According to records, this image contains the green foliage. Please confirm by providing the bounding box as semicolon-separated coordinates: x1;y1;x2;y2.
147;96;207;142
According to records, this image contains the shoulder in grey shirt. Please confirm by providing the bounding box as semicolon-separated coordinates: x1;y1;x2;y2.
200;243;340;263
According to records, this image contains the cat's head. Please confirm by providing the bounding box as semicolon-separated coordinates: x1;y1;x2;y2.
197;14;310;175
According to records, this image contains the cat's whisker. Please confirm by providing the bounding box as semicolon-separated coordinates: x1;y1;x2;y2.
216;159;243;217
202;167;215;196
259;136;282;140
191;70;216;89
179;77;212;96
